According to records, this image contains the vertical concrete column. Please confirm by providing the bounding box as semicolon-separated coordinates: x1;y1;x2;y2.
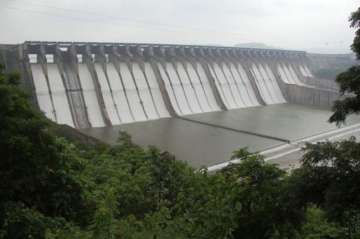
55;45;77;127
155;46;184;115
225;48;258;107
235;49;266;106
55;45;90;128
21;43;40;109
110;46;136;121
133;45;161;118
145;46;177;116
166;46;194;113
84;45;111;126
262;50;290;100
288;52;307;84
217;48;246;107
197;47;227;110
275;51;305;85
175;46;204;112
39;44;58;121
210;47;239;108
125;45;148;119
98;45;123;123
183;47;215;111
249;49;276;103
300;53;314;74
70;44;92;128
300;53;317;82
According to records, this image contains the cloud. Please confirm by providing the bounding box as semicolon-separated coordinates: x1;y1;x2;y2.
0;0;358;53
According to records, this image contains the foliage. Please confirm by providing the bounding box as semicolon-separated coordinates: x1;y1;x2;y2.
0;68;307;238
329;7;360;124
222;153;304;239
288;138;360;238
298;206;344;239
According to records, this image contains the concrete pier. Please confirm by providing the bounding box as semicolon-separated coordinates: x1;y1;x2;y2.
0;41;343;129
2;41;359;168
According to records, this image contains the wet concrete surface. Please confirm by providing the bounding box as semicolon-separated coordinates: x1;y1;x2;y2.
268;127;360;170
80;103;360;168
185;104;360;142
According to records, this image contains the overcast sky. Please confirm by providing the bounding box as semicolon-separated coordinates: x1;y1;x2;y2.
0;0;358;53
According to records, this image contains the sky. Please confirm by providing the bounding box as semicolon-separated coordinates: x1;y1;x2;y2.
0;0;358;53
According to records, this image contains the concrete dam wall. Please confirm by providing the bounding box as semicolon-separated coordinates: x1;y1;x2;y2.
1;42;340;129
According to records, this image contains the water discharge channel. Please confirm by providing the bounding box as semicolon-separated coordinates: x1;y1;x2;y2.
5;42;359;168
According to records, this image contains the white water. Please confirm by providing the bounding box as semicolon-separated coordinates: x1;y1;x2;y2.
207;63;230;108
47;64;74;126
186;62;211;112
119;62;147;121
131;63;159;119
299;65;308;77
143;63;170;117
108;63;135;123
221;62;245;108
277;64;291;84
31;64;56;121
213;62;237;109
195;62;220;111
157;63;182;115
251;64;273;104
303;65;313;77
257;64;277;103
287;65;302;85
165;62;192;114
176;62;202;113
236;64;259;106
94;63;121;125
78;64;105;127
228;62;253;107
264;64;286;103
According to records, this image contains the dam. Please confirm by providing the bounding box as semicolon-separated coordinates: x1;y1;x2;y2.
1;41;359;168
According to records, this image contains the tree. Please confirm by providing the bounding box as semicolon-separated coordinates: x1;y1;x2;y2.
222;151;305;239
289;138;360;238
298;206;344;239
0;65;89;238
5;61;360;238
329;7;360;124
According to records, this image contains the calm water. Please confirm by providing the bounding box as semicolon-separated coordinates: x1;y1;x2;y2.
80;104;360;168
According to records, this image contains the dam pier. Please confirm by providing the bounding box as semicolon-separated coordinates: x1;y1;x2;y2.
1;41;359;168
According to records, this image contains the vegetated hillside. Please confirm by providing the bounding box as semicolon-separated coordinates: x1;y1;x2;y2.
1;63;360;239
309;53;358;80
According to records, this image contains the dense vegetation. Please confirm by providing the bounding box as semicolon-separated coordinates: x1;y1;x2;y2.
1;7;360;239
0;62;360;239
330;7;360;124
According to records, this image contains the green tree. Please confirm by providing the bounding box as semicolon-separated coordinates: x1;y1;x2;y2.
289;138;360;238
299;206;344;239
329;7;360;124
222;151;304;239
0;65;89;238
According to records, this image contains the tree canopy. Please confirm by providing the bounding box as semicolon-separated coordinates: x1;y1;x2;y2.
329;7;360;124
1;63;354;239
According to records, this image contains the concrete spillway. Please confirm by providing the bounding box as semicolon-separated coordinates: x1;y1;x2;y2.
1;41;343;130
2;41;359;168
